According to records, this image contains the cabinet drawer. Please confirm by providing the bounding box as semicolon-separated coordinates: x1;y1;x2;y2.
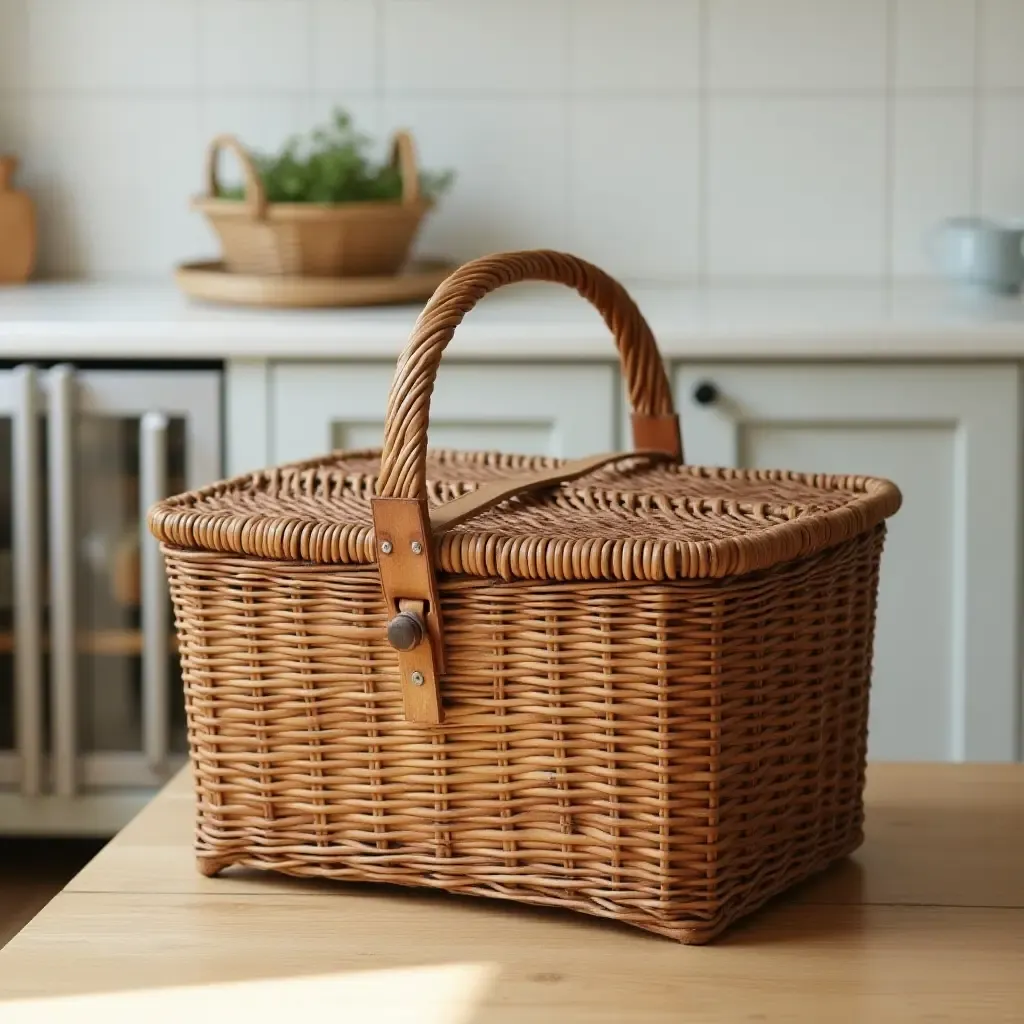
271;362;620;464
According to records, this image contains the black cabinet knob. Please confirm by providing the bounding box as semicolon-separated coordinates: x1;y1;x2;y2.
693;381;719;406
387;611;426;651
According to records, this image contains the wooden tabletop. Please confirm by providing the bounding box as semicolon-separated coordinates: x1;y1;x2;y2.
0;764;1021;1023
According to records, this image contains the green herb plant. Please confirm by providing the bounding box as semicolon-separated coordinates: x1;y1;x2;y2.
218;108;454;205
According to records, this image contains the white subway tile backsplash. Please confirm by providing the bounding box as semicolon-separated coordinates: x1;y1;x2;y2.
382;97;567;260
28;0;198;92
2;0;1014;281
0;0;28;92
980;0;1024;88
568;98;699;280
27;95;205;277
895;0;976;90
979;95;1024;219
200;95;310;182
891;98;974;275
708;0;888;92
569;0;700;93
311;0;377;92
707;98;887;278
708;0;887;92
200;0;310;93
307;94;381;143
382;0;566;93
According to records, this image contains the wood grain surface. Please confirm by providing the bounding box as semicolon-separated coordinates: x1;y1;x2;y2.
0;764;1021;1023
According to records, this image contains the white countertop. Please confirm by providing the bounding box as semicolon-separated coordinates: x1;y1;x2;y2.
4;279;1024;360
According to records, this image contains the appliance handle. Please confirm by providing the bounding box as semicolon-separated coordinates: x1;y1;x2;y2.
48;364;78;798
140;412;171;772
12;365;44;797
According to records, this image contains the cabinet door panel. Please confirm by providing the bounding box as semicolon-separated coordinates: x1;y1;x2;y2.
676;363;1020;763
271;363;618;465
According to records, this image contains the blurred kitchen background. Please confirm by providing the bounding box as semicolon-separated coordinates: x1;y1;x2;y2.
1;0;1020;283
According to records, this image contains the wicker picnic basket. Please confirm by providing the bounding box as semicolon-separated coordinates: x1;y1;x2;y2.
193;131;430;278
149;250;902;944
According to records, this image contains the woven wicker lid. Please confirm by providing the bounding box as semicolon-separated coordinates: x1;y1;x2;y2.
149;251;901;582
150;448;899;581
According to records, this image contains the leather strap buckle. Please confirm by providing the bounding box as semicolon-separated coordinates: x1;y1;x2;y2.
370;497;445;725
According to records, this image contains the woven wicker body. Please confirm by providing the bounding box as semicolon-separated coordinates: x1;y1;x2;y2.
151;252;901;943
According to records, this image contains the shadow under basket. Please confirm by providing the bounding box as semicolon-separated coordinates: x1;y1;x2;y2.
149;250;901;944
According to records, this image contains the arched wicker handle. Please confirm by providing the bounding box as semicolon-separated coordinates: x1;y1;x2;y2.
391;130;420;206
205;134;267;219
376;250;680;500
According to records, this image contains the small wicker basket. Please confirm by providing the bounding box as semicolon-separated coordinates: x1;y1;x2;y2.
150;250;902;944
193;131;431;278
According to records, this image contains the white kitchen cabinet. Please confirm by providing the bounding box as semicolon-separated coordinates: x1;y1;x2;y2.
270;362;619;465
0;364;221;834
674;363;1020;763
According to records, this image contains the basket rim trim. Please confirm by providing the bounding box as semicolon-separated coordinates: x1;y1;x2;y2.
149;449;902;582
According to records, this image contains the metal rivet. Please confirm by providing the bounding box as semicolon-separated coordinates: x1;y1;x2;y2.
380;540;392;555
410;671;425;686
411;540;423;555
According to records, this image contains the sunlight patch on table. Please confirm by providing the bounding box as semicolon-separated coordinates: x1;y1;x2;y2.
0;961;498;1024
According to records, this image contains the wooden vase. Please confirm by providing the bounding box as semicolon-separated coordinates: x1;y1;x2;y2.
0;156;37;284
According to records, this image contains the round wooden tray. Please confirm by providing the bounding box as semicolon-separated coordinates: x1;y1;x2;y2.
174;259;456;309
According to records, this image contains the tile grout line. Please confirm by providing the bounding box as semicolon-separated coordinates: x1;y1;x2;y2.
882;0;896;285
696;0;710;287
971;0;983;215
561;0;573;254
306;0;315;120
375;0;386;117
194;0;206;171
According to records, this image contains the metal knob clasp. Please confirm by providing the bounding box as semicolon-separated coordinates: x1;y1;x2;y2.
387;610;426;651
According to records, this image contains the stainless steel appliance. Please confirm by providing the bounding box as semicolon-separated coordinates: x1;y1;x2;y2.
0;361;221;834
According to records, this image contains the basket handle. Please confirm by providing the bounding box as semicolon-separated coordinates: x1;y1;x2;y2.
376;250;680;501
205;134;267;219
391;130;420;206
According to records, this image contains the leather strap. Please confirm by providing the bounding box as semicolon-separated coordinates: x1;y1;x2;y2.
631;413;682;461
373;449;672;725
371;497;446;725
428;449;671;534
